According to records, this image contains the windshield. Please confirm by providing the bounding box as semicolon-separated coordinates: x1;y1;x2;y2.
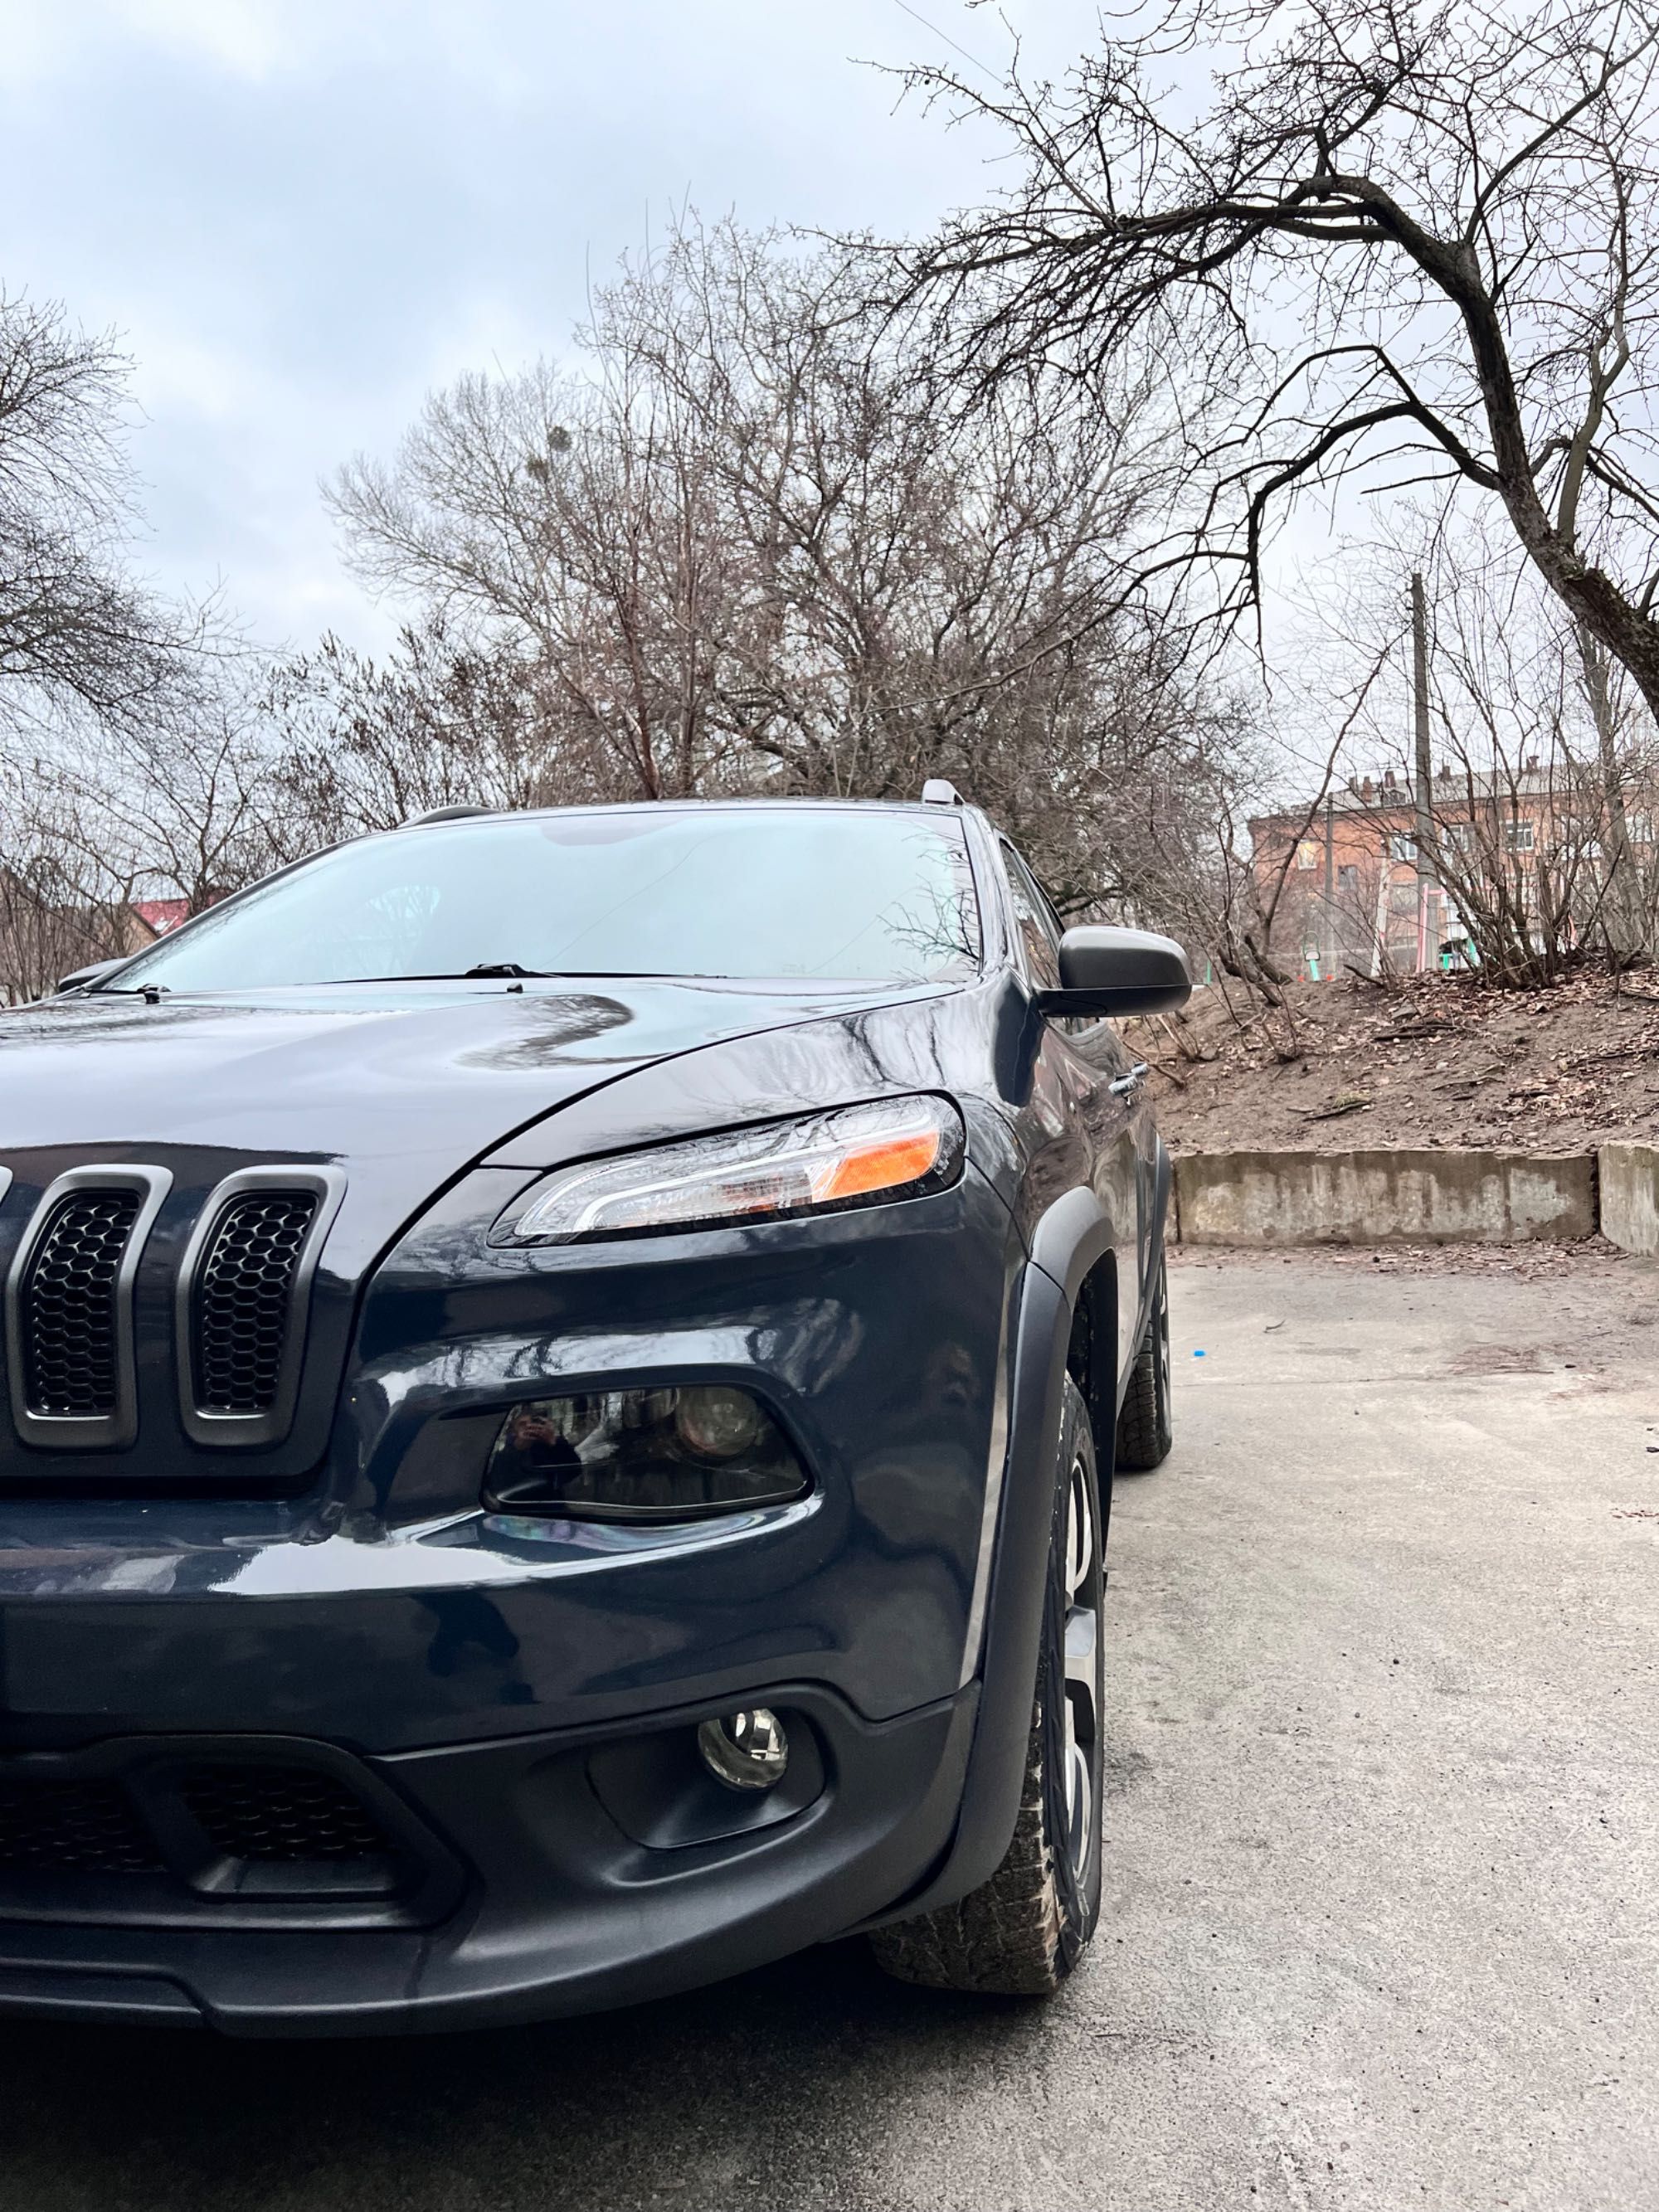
110;807;983;992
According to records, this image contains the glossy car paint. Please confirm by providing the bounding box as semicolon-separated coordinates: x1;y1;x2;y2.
0;801;1168;2033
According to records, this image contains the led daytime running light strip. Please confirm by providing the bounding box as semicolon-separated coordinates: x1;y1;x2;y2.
496;1096;962;1246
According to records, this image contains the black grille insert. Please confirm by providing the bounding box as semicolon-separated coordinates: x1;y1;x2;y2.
176;1764;391;1863
0;1778;160;1874
191;1192;319;1416
20;1189;140;1417
0;1744;456;1928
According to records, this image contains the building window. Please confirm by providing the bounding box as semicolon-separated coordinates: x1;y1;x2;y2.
1505;820;1535;854
1296;839;1320;871
1629;812;1654;845
1337;864;1358;891
1387;833;1417;863
1441;821;1474;853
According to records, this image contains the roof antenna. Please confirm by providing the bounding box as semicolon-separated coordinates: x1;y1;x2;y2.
920;779;964;806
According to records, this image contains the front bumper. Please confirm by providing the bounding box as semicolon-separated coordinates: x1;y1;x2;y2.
0;1168;1022;2029
0;1683;975;2034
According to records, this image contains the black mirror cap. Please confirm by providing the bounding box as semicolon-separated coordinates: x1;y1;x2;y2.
1038;926;1193;1017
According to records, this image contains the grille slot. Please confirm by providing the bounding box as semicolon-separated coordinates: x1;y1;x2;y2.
176;1763;390;1863
191;1192;319;1417
5;1165;170;1449
0;1778;161;1874
19;1189;141;1418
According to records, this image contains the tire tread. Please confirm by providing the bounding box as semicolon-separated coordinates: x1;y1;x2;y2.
1114;1247;1172;1471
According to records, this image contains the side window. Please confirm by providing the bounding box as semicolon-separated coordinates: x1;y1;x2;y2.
1000;843;1063;992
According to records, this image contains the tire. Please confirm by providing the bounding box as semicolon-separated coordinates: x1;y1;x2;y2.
869;1373;1105;1996
1114;1242;1172;1471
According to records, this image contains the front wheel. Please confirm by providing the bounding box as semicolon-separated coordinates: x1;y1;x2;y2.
1114;1244;1172;1471
869;1373;1105;1996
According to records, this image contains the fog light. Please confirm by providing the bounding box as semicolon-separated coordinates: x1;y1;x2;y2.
697;1708;790;1791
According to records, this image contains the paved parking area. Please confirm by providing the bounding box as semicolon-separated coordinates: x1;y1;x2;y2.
1;1249;1656;2212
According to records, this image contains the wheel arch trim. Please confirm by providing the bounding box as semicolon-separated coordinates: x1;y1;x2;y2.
859;1183;1125;1929
1028;1184;1115;1306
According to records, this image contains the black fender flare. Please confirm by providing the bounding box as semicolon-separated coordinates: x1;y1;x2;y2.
859;1172;1136;1928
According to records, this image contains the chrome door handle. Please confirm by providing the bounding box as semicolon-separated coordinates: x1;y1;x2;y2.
1107;1063;1149;1096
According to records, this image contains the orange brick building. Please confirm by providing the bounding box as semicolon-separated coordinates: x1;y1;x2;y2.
1248;764;1653;979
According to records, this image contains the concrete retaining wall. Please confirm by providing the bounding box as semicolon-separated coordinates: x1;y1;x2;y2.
1599;1144;1659;1257
1175;1148;1597;1247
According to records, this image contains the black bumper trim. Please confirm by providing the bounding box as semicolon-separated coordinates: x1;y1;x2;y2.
0;1735;464;1931
0;1682;976;2035
0;1966;202;2026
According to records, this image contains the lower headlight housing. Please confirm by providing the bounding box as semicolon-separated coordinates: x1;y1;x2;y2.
482;1384;808;1523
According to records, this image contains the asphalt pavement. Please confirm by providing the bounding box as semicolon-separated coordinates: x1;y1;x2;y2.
2;1247;1656;2212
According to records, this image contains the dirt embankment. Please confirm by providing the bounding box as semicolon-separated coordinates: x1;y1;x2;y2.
1131;968;1659;1156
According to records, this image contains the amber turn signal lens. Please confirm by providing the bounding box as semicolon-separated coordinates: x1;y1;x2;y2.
820;1130;942;1202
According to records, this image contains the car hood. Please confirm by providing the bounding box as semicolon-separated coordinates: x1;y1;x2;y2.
0;977;945;1182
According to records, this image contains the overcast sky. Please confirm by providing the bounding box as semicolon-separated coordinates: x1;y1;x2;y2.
1;0;1104;656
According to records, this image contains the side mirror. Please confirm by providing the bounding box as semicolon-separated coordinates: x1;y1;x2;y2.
1038;926;1192;1018
52;957;127;994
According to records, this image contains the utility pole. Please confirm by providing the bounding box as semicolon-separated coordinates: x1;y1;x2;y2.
1411;571;1434;974
1323;788;1335;981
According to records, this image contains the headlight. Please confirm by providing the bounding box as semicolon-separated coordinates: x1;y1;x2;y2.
483;1385;807;1522
489;1094;965;1247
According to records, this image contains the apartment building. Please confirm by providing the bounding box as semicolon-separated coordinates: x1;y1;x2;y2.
1249;762;1654;979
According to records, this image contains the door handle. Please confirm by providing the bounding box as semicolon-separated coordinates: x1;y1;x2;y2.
1107;1062;1149;1096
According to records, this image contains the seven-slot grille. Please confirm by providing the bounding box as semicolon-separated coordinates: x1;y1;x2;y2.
18;1189;139;1417
190;1190;319;1417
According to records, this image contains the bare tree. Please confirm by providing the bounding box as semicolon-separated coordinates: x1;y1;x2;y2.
328;355;744;802
265;620;602;844
324;216;1228;907
3;235;1245;999
0;291;209;739
0;289;266;999
886;1;1659;739
0;751;141;1003
0;658;291;1000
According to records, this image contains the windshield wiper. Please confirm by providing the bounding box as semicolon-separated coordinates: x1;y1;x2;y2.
454;966;727;982
71;969;739;996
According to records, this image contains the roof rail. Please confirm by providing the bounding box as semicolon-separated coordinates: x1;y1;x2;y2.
920;779;964;806
401;805;497;828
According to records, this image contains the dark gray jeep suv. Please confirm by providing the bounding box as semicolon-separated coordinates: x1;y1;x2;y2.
0;791;1186;2033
